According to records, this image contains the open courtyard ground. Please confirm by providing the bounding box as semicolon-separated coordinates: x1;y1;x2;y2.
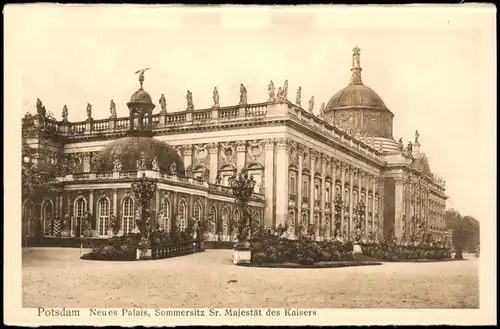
22;248;479;308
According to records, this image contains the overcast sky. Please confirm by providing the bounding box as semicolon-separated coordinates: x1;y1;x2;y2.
6;5;496;222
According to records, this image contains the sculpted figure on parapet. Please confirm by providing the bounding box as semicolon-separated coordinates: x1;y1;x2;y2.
239;83;247;105
415;130;420;144
113;158;122;171
159;94;167;113
397;137;404;151
186;90;194;110
308;96;315;113
61;105;68;122
296;87;302;106
36;98;46;116
276;87;284;103
152;156;160;171
268;80;276;101
407;141;413;155
109;100;117;118
213;87;220;108
283;79;288;100
86;103;92;119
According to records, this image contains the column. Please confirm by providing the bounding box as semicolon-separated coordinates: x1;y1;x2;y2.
348;167;354;238
309;151;316;224
296;146;304;230
183;145;192;170
330;160;336;237
340;163;345;239
113;189;118;217
377;177;385;239
394;176;405;241
371;176;376;235
55;195;59;219
236;141;246;171
320;155;327;239
275;138;289;228
264;139;275;227
208;143;219;183
364;173;369;237
155;189;160;226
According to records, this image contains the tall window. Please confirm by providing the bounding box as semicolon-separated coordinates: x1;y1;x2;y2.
193;203;201;220
177;201;187;231
122;197;134;234
98;198;110;236
326;187;331;202
161;198;171;232
301;212;308;226
42;200;54;236
315;184;320;199
209;205;217;233
303;179;309;197
289;175;296;195
74;197;87;236
233;209;240;226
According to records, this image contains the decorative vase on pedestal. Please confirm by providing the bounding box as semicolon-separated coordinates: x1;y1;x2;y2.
233;241;251;265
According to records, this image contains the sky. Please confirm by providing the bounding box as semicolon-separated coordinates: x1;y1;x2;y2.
6;5;496;222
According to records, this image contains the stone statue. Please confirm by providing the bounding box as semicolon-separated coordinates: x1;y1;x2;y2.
407;141;413;154
136;152;147;170
169;162;177;175
61;105;68;122
186;165;193;177
268;80;276;101
239;83;247;105
352;46;361;68
355;129;362;140
370;137;375;148
113;158;122;171
283;79;288;100
398;138;404;151
186;90;194;110
159;94;167;114
415;130;420;144
152;156;160;171
308;96;314;113
86;103;92;119
109;100;117;118
135;68;149;89
36;98;46;116
319;102;325;117
258;183;264;194
212;87;220;107
215;174;222;185
378;142;384;153
110;214;119;235
296;87;302;106
202;170;209;182
276;87;284;102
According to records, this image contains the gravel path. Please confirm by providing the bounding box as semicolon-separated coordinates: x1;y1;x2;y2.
22;248;479;308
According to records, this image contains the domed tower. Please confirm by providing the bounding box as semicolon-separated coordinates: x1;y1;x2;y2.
127;68;156;137
324;47;395;141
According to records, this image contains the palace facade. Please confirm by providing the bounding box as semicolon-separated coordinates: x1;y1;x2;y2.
22;47;450;245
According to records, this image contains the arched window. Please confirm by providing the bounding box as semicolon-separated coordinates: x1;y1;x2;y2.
233;209;240;225
177;200;187;231
122;197;134;234
252;210;260;227
74;197;87;236
221;208;229;235
301;212;308;227
41;199;54;236
98;198;110;236
160;198;171;232
209;205;217;233
193;203;202;220
22;199;35;237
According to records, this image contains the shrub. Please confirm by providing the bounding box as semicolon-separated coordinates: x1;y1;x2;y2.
360;242;451;261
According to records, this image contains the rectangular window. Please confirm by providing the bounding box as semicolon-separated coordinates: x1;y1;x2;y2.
315;184;320;199
326;187;330;201
303;180;309;197
290;176;296;195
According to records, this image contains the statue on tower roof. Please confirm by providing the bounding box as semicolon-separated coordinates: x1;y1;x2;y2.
268;80;276;102
86;103;92;120
239;83;247;105
186;90;194;110
159;94;167;114
296;86;302;107
61;105;68;122
110;99;117;118
135;68;150;89
415;130;420;144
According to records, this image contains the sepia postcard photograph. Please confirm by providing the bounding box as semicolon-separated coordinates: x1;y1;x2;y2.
3;3;497;326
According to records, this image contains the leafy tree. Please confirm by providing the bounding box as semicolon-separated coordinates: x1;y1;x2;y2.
445;209;480;259
22;143;57;199
228;169;256;242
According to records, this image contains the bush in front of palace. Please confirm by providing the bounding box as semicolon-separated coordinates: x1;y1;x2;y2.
360;242;451;261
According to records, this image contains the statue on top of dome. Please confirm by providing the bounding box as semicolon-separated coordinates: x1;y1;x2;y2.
86;103;92;120
268;80;276;102
352;46;361;68
212;87;220;108
186;90;194;110
159;94;167;114
415;130;420;144
110;100;117;118
152;156;160;171
283;79;288;100
135;68;149;89
239;84;247;105
61;105;68;122
296;87;302;107
308;96;315;113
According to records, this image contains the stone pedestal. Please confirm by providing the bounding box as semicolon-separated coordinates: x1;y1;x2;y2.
353;244;363;255
233;242;251;265
136;248;152;260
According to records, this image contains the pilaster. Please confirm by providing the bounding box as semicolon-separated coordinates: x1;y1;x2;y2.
348;167;354;238
209;143;219;184
394;176;405;241
113;188;118;218
320;155;327;235
275;138;289;228
309;150;316;224
183;145;192;169
296;145;304;230
340;162;346;238
236;141;246;172
264;139;275;227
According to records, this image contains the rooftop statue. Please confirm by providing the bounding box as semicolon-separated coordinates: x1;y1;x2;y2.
276;87;284;103
113;158;122;171
159;94;167;114
110;99;117;118
283;79;288;100
308;96;315;113
36;98;46;116
135;68;150;89
296;87;302;107
398;137;404;151
239;83;247;105
407;141;413;154
268;80;276;101
86;103;92;119
152;156;160;171
415;130;420;144
186;90;194;110
213;87;220;108
319;102;325;117
61;105;68;122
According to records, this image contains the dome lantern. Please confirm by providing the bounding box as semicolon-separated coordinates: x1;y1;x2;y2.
126;68;156;136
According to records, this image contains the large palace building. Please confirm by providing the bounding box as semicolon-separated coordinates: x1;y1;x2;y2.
22;47;450;245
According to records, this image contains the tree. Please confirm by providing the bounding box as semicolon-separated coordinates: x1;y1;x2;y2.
445;209;480;260
22;143;57;199
228;169;256;243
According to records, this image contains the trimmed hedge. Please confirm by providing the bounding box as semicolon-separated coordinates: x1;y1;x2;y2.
360;242;452;261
